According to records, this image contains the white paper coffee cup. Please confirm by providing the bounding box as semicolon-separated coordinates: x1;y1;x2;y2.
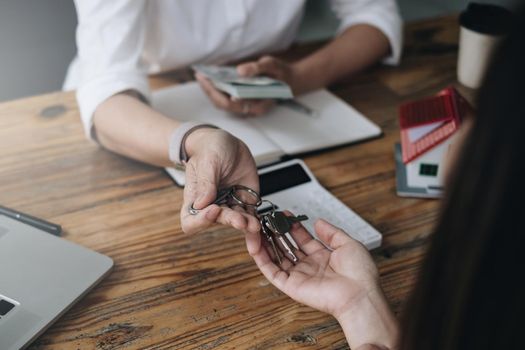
458;27;502;88
457;3;513;89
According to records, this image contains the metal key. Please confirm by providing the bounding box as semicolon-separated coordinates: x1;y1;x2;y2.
259;216;282;265
267;211;308;250
268;211;308;235
213;187;234;205
264;212;308;263
263;215;297;262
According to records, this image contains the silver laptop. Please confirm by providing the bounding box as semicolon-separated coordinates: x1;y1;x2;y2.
0;215;113;350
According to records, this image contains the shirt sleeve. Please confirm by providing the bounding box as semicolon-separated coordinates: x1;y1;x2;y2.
329;0;403;65
74;1;150;140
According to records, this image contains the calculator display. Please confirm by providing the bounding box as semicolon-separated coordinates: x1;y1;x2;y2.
259;164;312;196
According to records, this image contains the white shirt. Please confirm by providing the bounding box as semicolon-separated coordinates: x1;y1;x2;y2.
65;0;402;139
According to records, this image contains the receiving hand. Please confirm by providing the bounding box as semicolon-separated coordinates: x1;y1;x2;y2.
196;56;300;117
246;218;399;349
180;127;260;235
246;218;380;317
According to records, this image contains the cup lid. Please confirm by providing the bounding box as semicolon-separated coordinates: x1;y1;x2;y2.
460;3;514;36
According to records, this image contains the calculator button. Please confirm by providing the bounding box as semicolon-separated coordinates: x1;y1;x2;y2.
0;299;15;316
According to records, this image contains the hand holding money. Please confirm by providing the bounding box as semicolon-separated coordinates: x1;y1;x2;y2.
194;56;300;117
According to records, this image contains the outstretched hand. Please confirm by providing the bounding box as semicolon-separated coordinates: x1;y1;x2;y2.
246;218;399;349
180;128;260;235
246;218;379;317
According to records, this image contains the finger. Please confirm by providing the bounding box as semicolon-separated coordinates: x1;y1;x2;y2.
196;74;250;115
180;159;219;234
256;56;283;79
246;99;275;116
182;161;211;214
237;56;280;77
237;61;260;77
216;206;260;234
245;227;263;256
188;160;219;210
180;203;222;235
314;219;355;250
232;205;260;234
231;98;254;117
196;73;236;110
250;236;290;289
283;211;326;255
231;98;271;117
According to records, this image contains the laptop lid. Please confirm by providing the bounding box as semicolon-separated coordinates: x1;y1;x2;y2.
0;215;113;350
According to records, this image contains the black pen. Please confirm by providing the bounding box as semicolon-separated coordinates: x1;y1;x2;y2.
0;205;62;236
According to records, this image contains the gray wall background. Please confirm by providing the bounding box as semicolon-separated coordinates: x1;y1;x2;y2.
0;0;517;102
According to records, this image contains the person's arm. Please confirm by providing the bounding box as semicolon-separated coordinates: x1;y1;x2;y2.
93;92;179;167
245;218;399;349
292;0;402;92
337;288;399;350
93;92;260;235
196;24;390;116
74;1;261;235
290;24;391;94
198;0;402;115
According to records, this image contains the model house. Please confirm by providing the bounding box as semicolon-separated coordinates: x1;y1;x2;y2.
398;87;470;194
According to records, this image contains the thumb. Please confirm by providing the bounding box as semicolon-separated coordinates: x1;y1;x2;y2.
237;62;260;77
193;183;217;209
255;56;281;77
314;219;354;250
184;159;219;210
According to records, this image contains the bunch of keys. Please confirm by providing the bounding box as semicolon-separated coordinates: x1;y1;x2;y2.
189;185;308;264
259;206;308;264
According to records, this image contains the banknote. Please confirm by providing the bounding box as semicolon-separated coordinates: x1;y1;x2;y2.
192;64;294;99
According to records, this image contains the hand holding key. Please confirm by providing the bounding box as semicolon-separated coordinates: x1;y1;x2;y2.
181;128;260;235
245;218;399;350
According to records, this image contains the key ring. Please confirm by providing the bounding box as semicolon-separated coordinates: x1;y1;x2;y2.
188;185;261;215
229;185;262;208
188;188;234;215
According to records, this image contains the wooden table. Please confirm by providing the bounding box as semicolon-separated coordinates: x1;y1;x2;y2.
0;16;471;349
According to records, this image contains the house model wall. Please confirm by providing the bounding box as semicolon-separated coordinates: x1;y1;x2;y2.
399;87;469;193
405;133;458;189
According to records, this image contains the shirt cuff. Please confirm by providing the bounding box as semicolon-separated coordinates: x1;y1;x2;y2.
338;12;403;66
76;72;151;141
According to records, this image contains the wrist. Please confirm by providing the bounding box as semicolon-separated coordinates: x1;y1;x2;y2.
336;288;399;350
184;127;219;158
289;62;313;95
168;122;218;167
291;58;329;95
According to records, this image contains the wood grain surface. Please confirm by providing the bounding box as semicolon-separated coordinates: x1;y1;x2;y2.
0;16;472;349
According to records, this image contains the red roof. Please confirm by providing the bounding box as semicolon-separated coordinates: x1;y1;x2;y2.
399;87;470;164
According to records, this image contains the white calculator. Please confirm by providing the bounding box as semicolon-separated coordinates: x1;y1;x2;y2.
258;159;382;250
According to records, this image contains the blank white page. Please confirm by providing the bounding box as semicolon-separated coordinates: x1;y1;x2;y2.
249;89;381;155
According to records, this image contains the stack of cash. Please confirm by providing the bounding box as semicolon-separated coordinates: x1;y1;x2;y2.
193;64;294;99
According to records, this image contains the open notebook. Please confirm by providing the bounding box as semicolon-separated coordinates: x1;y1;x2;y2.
153;82;381;185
